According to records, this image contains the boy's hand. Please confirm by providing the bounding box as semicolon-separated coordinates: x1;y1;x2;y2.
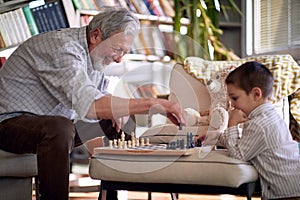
228;109;248;127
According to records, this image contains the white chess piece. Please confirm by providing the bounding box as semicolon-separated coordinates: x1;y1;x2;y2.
121;132;125;142
146;138;150;146
140;138;145;146
109;140;113;149
113;139;117;148
128;140;132;148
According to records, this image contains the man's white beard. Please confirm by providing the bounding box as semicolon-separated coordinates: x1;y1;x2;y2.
92;57;106;72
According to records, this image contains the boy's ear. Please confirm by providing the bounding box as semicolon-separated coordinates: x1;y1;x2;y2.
251;87;263;100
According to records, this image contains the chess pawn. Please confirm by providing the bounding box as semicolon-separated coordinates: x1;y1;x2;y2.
113;139;117;148
118;139;122;149
128;140;132;148
123;141;127;149
136;138;140;147
140;138;145;146
146;138;150;146
109;140;113;149
131;140;136;148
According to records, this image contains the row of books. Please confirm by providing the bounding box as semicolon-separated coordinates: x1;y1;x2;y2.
75;0;176;59
0;1;69;49
73;0;175;18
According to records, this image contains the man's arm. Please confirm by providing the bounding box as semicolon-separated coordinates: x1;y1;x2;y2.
86;95;184;125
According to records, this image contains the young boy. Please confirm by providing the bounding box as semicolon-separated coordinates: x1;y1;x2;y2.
218;61;300;199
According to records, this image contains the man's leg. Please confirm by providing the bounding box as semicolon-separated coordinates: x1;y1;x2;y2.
0;114;76;200
74;116;136;200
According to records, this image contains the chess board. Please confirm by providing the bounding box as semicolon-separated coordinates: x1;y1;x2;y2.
94;144;193;156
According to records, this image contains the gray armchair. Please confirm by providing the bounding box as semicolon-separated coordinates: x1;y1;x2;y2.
0;149;38;200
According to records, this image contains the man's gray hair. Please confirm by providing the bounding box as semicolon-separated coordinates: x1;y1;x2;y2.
87;6;140;40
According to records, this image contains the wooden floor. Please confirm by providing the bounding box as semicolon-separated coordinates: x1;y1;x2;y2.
34;191;261;200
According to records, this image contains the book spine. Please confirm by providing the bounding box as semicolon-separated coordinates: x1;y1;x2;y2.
2;12;18;45
79;0;91;9
30;7;46;33
0;13;12;47
61;0;76;27
53;1;68;29
42;4;56;31
16;7;32;40
11;9;27;42
0;56;6;68
72;0;84;9
47;2;61;30
22;5;39;35
143;0;155;15
0;32;7;49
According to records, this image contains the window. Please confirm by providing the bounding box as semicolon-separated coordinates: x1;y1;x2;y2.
249;0;300;56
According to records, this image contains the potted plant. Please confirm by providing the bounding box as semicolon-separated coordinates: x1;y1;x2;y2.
173;0;242;62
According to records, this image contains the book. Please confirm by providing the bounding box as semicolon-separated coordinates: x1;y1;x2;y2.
158;0;174;17
0;33;6;49
139;24;165;57
43;3;56;31
10;10;26;43
47;2;61;30
30;1;69;33
130;0;151;15
0;57;6;68
22;5;39;36
160;31;176;59
72;0;84;9
1;12;18;45
51;1;69;29
61;0;77;27
142;0;155;15
147;0;166;16
15;8;32;40
31;6;47;33
0;14;12;47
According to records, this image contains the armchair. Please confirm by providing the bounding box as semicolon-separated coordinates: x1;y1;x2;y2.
0;149;38;200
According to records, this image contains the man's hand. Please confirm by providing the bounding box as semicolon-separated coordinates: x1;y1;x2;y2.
228;109;248;127
112;115;130;132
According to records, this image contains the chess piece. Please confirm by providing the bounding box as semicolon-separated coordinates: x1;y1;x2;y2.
118;139;122;149
121;131;125;142
140;138;145;146
109;140;113;149
145;138;150;146
128;140;132;148
113;139;117;148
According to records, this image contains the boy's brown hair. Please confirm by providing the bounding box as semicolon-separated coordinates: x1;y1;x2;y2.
225;61;274;99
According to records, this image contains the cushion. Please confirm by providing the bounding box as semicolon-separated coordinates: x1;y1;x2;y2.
0;149;37;177
89;148;258;188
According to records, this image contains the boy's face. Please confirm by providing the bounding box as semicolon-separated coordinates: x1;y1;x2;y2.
226;83;256;116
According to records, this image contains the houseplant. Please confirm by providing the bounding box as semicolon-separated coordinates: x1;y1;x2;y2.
173;0;242;62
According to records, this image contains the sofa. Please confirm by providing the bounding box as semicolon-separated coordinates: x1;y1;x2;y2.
89;54;299;200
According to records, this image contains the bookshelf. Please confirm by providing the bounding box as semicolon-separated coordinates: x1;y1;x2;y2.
73;0;179;62
0;0;74;55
